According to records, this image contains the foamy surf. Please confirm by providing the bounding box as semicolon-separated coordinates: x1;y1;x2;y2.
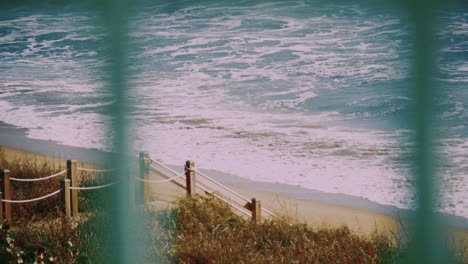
0;0;467;218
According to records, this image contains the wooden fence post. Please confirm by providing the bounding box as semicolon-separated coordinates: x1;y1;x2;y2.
251;198;261;223
138;152;150;204
0;190;2;224
185;161;196;196
0;169;11;224
61;178;71;218
67;160;78;218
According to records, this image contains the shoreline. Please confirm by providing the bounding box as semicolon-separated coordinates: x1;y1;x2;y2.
1;120;468;233
0;121;111;165
192;166;468;231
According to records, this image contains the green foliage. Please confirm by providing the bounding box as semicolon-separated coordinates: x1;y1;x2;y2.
0;217;79;263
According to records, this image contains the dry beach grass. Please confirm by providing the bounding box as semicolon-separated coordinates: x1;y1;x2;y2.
0;146;466;263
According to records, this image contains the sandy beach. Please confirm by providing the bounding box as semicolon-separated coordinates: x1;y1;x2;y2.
0;143;398;237
1;121;467;247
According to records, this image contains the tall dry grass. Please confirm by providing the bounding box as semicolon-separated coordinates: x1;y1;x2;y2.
0;148;466;263
171;195;403;264
0;148;67;221
0;148;114;263
0;148;115;219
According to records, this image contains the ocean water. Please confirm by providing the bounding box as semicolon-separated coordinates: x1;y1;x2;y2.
0;0;467;217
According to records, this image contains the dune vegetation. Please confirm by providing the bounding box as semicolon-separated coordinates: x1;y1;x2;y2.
0;148;465;263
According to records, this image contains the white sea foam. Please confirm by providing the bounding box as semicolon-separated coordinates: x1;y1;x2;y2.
1;1;467;218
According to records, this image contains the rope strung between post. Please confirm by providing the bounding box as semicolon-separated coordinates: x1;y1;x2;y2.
2;189;61;204
135;173;184;183
69;181;119;190
196;182;251;217
149;157;276;217
150;166;186;176
195;169;250;203
261;208;276;218
196;168;276;217
150;159;185;176
9;169;68;182
77;167;115;172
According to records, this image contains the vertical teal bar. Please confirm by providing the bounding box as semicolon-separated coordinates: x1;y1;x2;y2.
100;1;143;263
406;1;449;263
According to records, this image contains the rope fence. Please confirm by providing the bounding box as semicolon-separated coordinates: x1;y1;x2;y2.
69;182;119;191
195;169;276;217
0;160;122;223
9;169;68;182
135;173;184;183
150;159;184;177
1;189;61;204
0;152;276;224
77;167;116;172
143;156;273;221
196;182;252;217
196;169;251;204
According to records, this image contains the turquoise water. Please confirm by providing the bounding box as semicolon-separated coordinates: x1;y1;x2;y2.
0;0;467;217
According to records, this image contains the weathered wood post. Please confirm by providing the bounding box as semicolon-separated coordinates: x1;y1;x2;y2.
251;198;261;223
61;178;71;218
0;169;11;224
138;151;150;204
67;160;78;218
185;161;196;196
0;190;2;224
